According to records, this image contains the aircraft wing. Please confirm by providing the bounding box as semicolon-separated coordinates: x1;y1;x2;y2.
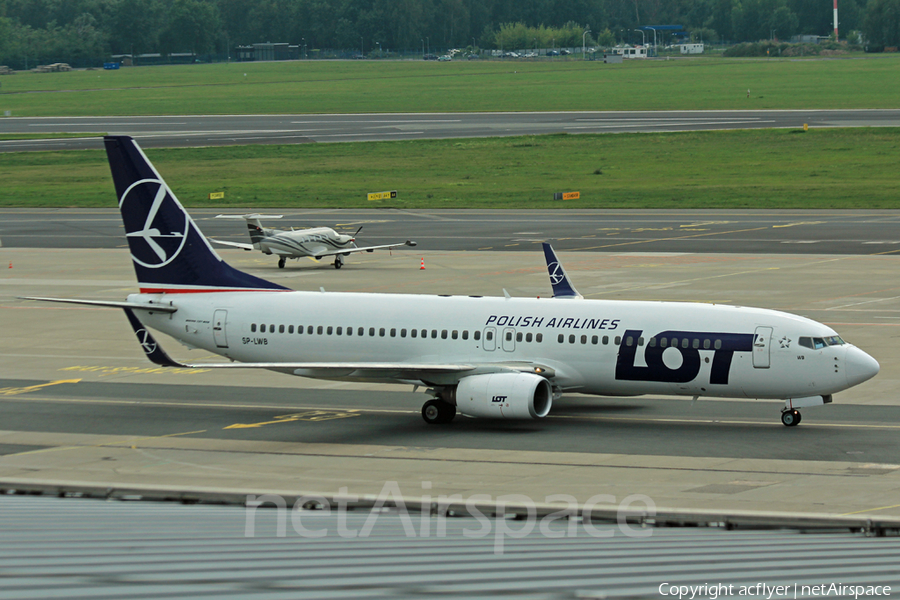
122;308;553;384
209;239;254;251
314;240;417;257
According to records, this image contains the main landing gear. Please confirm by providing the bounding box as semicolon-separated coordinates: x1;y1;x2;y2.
277;257;286;269
333;255;345;269
422;399;456;425
781;409;802;427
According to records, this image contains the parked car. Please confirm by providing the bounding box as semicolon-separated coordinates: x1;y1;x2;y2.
547;50;560;56
438;55;452;61
423;54;438;61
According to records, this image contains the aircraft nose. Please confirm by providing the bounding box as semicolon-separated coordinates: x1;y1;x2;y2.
845;346;880;388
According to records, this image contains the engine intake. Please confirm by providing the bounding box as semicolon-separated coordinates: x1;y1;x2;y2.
452;372;552;419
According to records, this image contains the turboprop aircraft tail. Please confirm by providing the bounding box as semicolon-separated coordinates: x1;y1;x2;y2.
104;136;288;293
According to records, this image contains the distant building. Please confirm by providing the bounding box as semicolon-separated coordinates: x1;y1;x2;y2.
236;43;299;62
611;46;648;58
679;43;704;54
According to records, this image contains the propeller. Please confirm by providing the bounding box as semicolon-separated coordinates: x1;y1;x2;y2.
351;225;363;241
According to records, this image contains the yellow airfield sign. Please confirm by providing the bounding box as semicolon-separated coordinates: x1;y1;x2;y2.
367;190;397;201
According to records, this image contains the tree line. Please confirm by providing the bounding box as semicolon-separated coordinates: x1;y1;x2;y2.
1;0;898;69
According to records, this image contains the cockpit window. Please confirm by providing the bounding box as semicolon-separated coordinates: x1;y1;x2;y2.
800;337;827;349
825;336;845;346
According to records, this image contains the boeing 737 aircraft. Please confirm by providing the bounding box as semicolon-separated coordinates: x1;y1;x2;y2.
24;136;880;427
211;214;416;269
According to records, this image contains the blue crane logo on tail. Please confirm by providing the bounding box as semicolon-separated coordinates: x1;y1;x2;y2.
120;178;189;269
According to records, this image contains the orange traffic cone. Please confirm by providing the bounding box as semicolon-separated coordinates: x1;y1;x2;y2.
420;257;425;270
7;261;11;269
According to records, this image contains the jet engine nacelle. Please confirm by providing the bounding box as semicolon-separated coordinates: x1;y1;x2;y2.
454;372;552;419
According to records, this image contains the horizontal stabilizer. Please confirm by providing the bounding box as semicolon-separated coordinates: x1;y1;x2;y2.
21;296;177;313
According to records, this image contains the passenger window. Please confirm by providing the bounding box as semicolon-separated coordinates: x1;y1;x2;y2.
260;323;265;332
625;336;633;347
648;337;656;347
452;331;459;340
536;333;543;343
462;331;469;340
527;333;533;343
692;339;699;349
401;329;407;338
390;328;396;337
288;325;294;334
442;330;448;339
602;335;608;345
358;327;364;336
411;329;418;338
431;330;438;339
505;331;512;341
714;339;722;350
421;329;427;338
681;338;689;349
269;325;275;333
485;331;493;341
581;335;587;344
516;332;522;342
569;334;576;344
336;327;342;335
558;334;564;343
660;338;668;348
591;335;598;345
703;339;710;350
638;337;644;346
380;328;386;337
251;324;257;333
317;326;323;335
326;326;333;335
279;325;285;333
369;327;375;336
474;331;481;341
615;336;621;345
346;327;352;336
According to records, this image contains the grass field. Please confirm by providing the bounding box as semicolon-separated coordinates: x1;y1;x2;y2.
4;128;898;209
1;56;899;117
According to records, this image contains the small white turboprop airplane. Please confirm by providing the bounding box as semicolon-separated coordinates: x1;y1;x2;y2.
211;214;416;269
24;136;879;427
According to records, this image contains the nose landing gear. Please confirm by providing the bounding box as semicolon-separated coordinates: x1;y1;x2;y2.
780;409;802;427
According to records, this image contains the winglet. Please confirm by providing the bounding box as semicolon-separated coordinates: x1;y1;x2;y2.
542;243;583;299
123;308;186;368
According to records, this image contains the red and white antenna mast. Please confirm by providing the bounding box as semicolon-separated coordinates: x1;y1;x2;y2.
833;0;839;38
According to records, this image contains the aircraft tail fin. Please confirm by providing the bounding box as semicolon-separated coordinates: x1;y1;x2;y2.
542;243;583;299
105;136;288;293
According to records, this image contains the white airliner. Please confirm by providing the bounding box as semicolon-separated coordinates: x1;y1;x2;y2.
211;214;416;269
24;136;879;427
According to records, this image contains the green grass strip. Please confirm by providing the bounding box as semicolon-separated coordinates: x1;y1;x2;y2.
1;56;899;117
3;128;898;209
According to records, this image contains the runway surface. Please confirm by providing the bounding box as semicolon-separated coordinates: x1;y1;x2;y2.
3;208;900;255
2;244;899;516
3;109;900;151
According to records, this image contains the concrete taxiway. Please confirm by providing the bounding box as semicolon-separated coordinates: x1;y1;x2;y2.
2;244;899;517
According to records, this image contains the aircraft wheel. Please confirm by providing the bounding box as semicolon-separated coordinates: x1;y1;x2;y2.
422;399;456;425
781;409;801;427
334;260;342;269
278;257;286;269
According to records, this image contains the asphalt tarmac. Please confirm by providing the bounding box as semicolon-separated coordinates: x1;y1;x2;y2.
4;208;900;255
3;110;900;151
2;241;899;517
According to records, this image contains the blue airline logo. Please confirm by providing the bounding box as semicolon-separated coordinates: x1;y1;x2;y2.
616;329;754;385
